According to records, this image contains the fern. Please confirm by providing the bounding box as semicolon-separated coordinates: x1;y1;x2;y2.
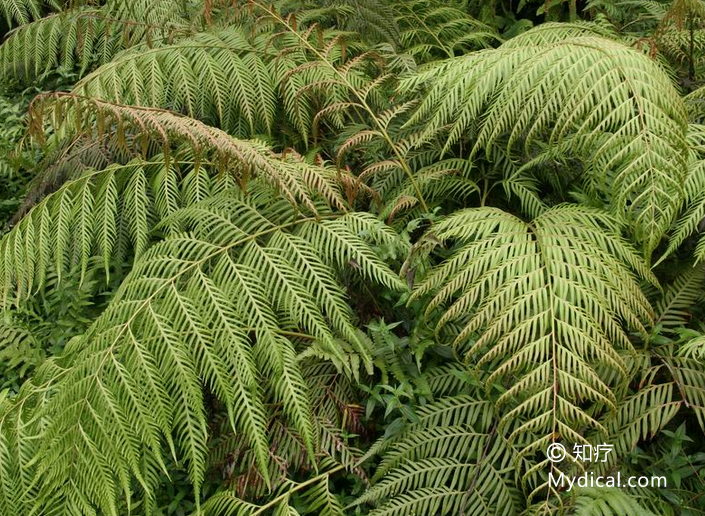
568;487;656;516
402;26;689;253
408;205;656;495
0;0;58;28
202;461;345;516
0;190;406;515
26;93;353;209
0;0;190;82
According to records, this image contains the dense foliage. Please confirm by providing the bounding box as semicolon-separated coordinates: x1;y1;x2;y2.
2;0;705;515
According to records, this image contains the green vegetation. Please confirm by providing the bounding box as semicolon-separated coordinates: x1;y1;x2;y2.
2;0;705;514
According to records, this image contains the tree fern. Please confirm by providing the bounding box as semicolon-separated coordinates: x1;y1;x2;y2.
4;5;705;516
653;263;705;330
567;487;656;516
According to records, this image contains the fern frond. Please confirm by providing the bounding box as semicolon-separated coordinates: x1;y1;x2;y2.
202;463;345;516
598;382;681;472
379;158;478;223
394;0;500;60
571;487;657;516
663;125;705;262
72;29;275;137
653;264;705;330
354;394;518;516
0;194;405;515
409;205;656;493
0;130;359;308
63;18;382;143
0;0;190;82
28;93;351;209
0;0;57;28
402;27;689;252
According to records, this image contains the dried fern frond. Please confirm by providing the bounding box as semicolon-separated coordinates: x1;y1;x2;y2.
27;93;350;213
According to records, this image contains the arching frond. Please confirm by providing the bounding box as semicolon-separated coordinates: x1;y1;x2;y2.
0;0;57;28
0;114;360;308
0;193;406;515
278;0;401;46
27;93;351;212
0;0;190;82
72;29;282;138
36;22;386;143
409;205;656;494
378;158;478;224
402;27;689;252
353;395;519;516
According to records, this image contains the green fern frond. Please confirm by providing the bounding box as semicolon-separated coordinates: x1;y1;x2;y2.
64;18;382;142
663;125;705;262
279;0;401;46
598;382;681;472
0;130;359;308
408;205;656;493
0;194;405;515
0;0;58;28
394;0;500;60
0;0;190;82
354;394;518;516
379;158;478;223
501;21;619;45
402;27;689;252
72;29;275;137
653;264;705;330
570;487;657;516
202;463;345;516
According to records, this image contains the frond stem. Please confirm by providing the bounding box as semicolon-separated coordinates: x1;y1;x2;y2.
252;464;345;515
